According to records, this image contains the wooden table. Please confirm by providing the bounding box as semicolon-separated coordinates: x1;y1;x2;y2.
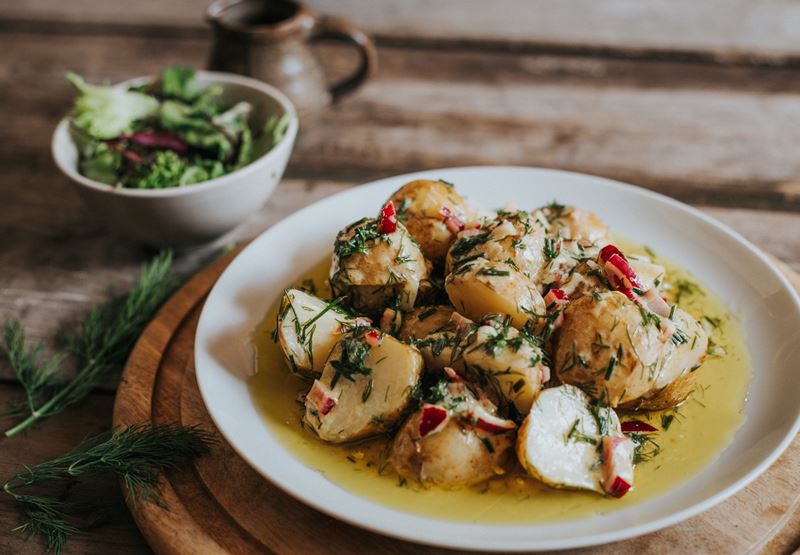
1;1;799;553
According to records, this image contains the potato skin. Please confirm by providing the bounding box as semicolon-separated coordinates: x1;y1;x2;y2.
389;180;471;267
407;311;475;373
554;291;708;409
391;415;512;489
398;305;455;342
445;258;545;330
539;204;609;244
390;382;513;488
330;218;429;315
553;291;665;407
623;371;697;411
619;306;707;410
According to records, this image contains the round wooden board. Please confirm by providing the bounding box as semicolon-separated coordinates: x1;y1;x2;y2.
113;249;800;555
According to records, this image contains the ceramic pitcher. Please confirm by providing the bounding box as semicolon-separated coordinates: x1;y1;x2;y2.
206;0;377;127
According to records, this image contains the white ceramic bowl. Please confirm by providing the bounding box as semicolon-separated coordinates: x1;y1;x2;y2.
52;71;298;248
194;167;800;551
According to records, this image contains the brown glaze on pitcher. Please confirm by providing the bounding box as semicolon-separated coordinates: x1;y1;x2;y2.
206;0;377;127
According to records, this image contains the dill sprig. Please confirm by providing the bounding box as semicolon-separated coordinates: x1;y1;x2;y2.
3;423;213;553
1;252;176;436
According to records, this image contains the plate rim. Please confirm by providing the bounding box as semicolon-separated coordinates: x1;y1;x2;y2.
194;165;800;551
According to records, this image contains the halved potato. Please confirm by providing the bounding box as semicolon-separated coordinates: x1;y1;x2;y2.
303;330;424;443
389;179;471;266
276;289;353;377
445;258;544;329
516;385;633;495
462;314;548;414
330;218;429;316
390;382;513;488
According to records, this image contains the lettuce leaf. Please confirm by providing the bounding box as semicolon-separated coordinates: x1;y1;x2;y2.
159;100;232;160
158;66;200;102
67;73;159;139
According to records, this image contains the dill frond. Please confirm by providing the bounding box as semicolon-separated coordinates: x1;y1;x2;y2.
3;423;213;553
1;252;176;436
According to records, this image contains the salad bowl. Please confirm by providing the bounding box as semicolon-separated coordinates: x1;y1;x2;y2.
52;71;298;248
194;166;800;551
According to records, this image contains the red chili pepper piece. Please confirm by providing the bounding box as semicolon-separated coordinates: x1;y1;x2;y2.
419;405;448;437
599;244;625;264
378;201;398;234
364;329;382;347
606;476;631;498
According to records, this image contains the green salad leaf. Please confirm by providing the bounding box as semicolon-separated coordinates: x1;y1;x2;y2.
67;73;159;139
159;100;235;160
67;66;292;190
158;66;202;102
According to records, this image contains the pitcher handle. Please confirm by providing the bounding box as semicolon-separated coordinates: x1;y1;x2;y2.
310;16;378;102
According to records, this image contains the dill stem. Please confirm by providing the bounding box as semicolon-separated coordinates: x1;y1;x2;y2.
5;412;41;437
4;364;93;437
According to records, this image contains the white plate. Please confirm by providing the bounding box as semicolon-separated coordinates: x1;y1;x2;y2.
195;167;800;551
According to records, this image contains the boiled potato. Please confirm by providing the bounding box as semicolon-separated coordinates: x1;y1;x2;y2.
538;204;609;244
407;311;475;373
390;382;514;488
620;307;708;410
553;291;665;406
462;314;549;414
445;211;547;279
388;179;471;266
516;385;634;496
330;218;429;315
553;291;708;409
304;330;424;442
276;289;353;377
398;305;455;341
445;258;545;330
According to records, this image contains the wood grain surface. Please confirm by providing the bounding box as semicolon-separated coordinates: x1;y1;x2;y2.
1;0;799;552
4;0;800;64
111;248;800;555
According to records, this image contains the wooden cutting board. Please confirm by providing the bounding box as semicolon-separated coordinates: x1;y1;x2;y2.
112;249;800;555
